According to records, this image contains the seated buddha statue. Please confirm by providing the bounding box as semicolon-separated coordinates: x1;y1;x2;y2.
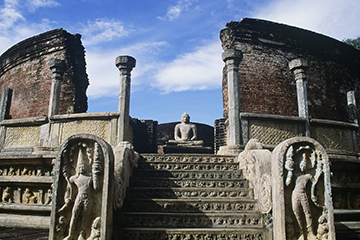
168;112;203;146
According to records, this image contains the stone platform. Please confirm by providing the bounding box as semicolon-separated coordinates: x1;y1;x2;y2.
158;145;213;154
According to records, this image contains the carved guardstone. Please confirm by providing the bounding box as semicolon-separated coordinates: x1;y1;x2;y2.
272;137;335;240
49;134;114;240
237;139;272;214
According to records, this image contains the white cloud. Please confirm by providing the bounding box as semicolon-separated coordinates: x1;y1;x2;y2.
253;0;360;40
159;0;199;21
0;20;52;54
81;19;131;46
28;0;59;11
86;41;168;98
153;40;223;93
0;0;58;54
0;0;24;30
85;40;224;98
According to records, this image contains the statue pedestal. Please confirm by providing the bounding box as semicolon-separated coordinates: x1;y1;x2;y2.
158;145;213;154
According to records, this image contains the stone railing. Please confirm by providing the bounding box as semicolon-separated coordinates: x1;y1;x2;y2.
0;112;120;152
238;112;359;155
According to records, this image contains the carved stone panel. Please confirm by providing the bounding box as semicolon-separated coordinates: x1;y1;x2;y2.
49;134;114;240
272;137;335;240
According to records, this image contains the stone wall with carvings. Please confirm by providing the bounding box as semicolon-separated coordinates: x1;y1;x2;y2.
0;28;89;119
220;18;360;122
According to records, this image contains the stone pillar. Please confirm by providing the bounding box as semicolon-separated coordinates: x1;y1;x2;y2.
0;88;12;121
347;91;358;125
289;59;310;137
222;49;243;147
115;56;136;142
48;59;67;117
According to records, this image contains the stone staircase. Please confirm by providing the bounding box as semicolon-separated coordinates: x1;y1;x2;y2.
114;154;271;240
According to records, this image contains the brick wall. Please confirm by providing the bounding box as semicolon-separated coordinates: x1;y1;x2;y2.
220;18;360;122
0;28;89;119
131;118;158;153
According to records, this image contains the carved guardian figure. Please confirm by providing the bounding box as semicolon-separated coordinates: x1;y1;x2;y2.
49;134;114;240
272;137;336;240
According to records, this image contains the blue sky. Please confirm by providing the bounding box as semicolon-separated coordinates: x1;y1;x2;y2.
1;0;359;125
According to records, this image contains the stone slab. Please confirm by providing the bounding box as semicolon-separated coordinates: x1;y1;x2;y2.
158;145;213;154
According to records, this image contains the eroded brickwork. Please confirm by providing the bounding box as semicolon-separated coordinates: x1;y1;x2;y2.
220;18;360;122
0;29;88;119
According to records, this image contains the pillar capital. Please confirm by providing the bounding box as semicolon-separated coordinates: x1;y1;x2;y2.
289;58;308;72
115;56;136;72
222;49;243;63
49;59;67;81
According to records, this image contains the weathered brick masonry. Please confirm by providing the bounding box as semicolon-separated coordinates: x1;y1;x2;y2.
0;29;89;119
220;18;360;122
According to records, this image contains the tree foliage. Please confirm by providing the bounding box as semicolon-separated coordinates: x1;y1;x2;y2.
343;37;360;50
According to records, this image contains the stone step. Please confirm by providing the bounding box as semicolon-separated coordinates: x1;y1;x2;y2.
137;161;239;171
132;170;243;180
127;187;253;199
119;212;265;229
334;209;360;222
335;221;360;240
122;199;258;213
116;228;269;240
129;178;249;188
141;154;236;164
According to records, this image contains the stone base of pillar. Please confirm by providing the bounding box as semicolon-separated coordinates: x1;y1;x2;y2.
217;145;243;156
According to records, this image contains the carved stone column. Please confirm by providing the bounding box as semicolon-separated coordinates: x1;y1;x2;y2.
222;49;243;147
115;56;136;142
347;91;358;125
48;59;67;117
289;59;310;137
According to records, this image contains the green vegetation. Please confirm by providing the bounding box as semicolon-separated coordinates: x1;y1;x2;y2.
343;37;360;50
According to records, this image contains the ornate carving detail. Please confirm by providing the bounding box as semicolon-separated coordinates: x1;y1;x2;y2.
0;165;52;176
50;134;114;240
137;170;243;179
0;186;53;205
272;137;335;240
2;186;12;203
56;142;103;240
143;155;235;164
139;162;238;171
122;213;263;228
130;179;247;188
238;139;272;214
249;120;299;145
113;141;139;210
123;200;256;213
314;127;354;152
121;230;265;240
128;188;252;199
